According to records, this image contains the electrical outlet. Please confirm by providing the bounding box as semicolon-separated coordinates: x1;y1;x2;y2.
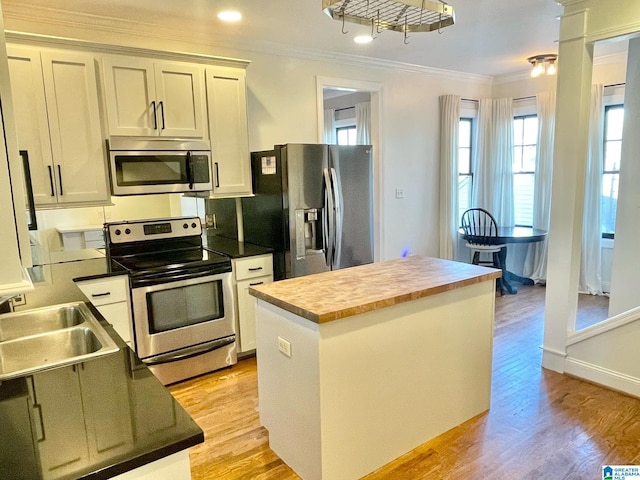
395;188;404;199
11;294;26;307
278;336;292;358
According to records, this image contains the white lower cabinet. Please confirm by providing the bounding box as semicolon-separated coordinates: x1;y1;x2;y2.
233;254;273;353
75;275;133;346
111;450;191;480
30;358;133;480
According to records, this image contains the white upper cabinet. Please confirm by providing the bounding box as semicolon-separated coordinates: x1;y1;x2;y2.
205;65;252;197
7;46;109;207
102;56;206;138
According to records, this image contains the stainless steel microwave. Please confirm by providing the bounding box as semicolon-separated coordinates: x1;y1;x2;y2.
107;138;213;195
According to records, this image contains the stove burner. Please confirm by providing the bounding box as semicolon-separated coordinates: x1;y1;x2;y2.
105;217;232;284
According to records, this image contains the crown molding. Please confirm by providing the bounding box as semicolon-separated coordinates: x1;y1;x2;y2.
492;48;627;85
493;69;531;85
1;1;493;85
593;50;627;66
4;31;251;67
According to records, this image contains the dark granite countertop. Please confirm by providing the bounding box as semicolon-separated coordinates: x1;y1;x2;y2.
204;234;273;259
0;304;203;480
73;270;128;283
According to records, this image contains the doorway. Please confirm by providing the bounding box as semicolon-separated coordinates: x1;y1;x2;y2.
316;77;383;262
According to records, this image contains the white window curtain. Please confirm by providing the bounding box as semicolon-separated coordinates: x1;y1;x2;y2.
439;94;461;260
579;85;604;294
324;108;336;144
523;91;556;283
473;98;514;226
355;102;371;145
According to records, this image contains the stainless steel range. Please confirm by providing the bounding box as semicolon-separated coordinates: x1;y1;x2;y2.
106;216;236;385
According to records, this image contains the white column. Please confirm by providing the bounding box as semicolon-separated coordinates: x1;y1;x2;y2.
542;8;594;372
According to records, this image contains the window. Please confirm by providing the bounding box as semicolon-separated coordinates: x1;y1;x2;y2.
336;126;357;145
513;115;538;227
458;118;473;221
602;105;623;237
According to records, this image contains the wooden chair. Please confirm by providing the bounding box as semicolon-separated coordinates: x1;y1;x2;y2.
460;208;506;294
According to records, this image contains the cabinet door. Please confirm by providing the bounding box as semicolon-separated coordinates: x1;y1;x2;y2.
6;46;57;207
97;302;132;345
236;275;273;352
102;56;157;136
41;50;109;205
76;276;132;344
80;355;134;465
206;66;252;197
32;366;90;480
154;62;206;138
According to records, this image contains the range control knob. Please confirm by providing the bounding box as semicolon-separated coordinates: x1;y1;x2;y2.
125;228;131;235
191;222;197;229
114;229;121;236
183;223;189;229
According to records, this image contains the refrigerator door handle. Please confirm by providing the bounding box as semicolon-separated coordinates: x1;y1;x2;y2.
323;167;335;268
330;167;342;268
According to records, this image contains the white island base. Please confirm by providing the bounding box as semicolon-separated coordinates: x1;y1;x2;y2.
256;279;496;480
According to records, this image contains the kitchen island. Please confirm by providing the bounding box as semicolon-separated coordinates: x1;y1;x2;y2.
249;256;501;480
0;305;203;480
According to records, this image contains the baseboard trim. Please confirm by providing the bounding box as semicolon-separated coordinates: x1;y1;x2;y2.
541;345;566;373
565;357;640;398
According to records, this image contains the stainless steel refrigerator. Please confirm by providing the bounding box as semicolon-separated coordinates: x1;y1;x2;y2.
242;144;373;280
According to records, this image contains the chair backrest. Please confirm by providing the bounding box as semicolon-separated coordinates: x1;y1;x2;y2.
461;208;500;246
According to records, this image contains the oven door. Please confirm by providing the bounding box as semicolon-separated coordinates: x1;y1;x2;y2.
131;271;235;360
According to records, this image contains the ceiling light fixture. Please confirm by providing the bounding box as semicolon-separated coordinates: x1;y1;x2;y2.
527;54;558;78
218;10;242;22
354;34;374;44
323;0;455;44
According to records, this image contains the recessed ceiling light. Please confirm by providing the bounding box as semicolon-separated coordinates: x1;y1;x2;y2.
354;35;373;44
218;10;242;22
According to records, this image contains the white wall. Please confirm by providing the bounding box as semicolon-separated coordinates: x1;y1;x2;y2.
31;195;176;264
1;4;492;262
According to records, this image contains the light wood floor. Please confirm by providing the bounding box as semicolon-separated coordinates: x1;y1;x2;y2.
169;285;640;479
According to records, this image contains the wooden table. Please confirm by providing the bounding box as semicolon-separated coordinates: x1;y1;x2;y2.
459;226;548;294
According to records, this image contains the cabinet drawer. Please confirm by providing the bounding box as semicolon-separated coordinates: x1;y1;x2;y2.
234;254;273;281
236;275;273;352
76;276;129;306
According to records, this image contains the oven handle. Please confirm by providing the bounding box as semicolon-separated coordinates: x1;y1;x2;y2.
131;267;231;288
143;335;235;366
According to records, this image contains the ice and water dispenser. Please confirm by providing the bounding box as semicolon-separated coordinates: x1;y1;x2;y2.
295;208;323;259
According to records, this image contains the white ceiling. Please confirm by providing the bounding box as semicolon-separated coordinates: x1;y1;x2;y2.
4;0;627;77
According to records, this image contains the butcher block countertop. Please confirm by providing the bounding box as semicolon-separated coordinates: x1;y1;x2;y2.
248;256;501;324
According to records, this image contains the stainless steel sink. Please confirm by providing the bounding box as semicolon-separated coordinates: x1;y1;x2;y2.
0;303;87;341
0;302;119;381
